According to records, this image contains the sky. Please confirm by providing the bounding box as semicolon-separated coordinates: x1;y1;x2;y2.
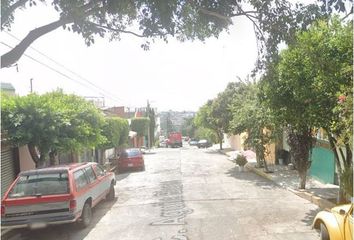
2;4;261;112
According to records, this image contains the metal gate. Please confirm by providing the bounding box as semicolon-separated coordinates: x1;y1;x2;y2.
1;146;16;198
310;147;335;184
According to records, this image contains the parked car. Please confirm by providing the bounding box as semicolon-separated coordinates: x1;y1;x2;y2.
189;139;199;146
312;203;353;240
1;162;116;230
159;139;167;148
197;139;213;148
118;148;145;172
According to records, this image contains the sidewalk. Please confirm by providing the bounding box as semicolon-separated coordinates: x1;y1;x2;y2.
220;149;339;209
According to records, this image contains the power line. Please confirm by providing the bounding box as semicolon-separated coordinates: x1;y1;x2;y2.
1;40;133;108
5;31;126;104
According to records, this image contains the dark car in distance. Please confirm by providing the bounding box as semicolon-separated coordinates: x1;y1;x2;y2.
197;139;213;148
118;148;145;172
189;139;199;146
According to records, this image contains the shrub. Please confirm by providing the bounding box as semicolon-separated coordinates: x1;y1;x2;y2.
235;154;248;166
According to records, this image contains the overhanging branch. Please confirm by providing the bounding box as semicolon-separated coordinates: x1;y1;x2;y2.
88;22;146;38
1;18;72;68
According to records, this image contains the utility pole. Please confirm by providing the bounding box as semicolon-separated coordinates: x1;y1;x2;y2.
147;100;151;150
30;78;33;93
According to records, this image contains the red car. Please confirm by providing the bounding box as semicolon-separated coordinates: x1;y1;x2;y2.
118;148;145;171
118;148;145;172
1;162;116;230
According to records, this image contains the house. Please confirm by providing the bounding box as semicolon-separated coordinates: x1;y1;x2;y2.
278;130;336;185
1;82;16;96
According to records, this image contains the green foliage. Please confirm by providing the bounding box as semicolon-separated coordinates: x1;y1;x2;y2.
3;0;351;68
261;17;352;131
118;119;129;146
181;117;197;138
100;117;129;150
130;117;150;137
194;127;217;143
194;100;225;148
235;154;248;167
146;104;155;147
228;80;277;169
1;90;105;166
260;17;353;189
194;88;235;149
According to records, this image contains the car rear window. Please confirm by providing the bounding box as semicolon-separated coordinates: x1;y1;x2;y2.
121;149;141;158
127;150;141;157
8;172;69;198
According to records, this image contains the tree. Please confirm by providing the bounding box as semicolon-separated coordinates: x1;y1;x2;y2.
260;17;353;191
2;0;351;68
229;80;277;172
118;118;129;147
100;117;129;150
195;127;217;144
181;117;197;138
130;117;150;137
1;90;105;167
146;101;155;148
194;100;225;150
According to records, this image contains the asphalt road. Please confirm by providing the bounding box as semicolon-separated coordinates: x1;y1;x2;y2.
3;146;320;240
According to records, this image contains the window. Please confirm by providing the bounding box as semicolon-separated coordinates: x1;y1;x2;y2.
74;170;89;191
85;166;97;183
9;172;69;198
95;164;106;177
126;149;141;157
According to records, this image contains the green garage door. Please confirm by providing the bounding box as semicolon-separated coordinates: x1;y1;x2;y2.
310;147;335;184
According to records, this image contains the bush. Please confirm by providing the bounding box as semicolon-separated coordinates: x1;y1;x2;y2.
235;154;248;166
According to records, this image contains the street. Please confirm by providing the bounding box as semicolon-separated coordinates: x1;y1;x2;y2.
3;146;320;240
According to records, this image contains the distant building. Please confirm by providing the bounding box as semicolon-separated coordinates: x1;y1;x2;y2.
159;111;196;135
103;106;127;118
1;82;16;96
84;96;105;108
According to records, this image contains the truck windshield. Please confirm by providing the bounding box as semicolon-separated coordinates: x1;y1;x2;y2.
8;172;69;198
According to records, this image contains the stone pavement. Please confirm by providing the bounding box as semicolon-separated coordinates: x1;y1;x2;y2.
220;148;339;210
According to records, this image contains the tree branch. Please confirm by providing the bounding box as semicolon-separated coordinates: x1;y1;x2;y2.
88;22;146;38
198;8;233;24
341;8;353;21
1;0;30;29
1;18;72;68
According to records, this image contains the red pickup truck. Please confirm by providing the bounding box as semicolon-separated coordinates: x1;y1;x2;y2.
166;132;183;148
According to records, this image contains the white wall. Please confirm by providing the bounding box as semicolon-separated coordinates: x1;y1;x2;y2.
19;145;35;171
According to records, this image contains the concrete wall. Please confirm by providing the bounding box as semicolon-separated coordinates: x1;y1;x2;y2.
19;145;35;171
225;134;243;150
264;142;276;165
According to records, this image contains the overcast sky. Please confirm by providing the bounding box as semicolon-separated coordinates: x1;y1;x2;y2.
0;3;295;112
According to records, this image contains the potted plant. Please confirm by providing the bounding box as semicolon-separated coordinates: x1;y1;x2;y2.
235;154;248;172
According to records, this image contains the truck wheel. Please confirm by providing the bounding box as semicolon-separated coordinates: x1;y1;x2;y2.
79;202;92;228
107;184;115;201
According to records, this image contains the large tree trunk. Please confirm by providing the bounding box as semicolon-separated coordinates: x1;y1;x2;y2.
1;18;71;68
28;143;40;168
49;150;58;166
299;170;307;189
327;133;353;203
287;128;313;189
218;131;223;150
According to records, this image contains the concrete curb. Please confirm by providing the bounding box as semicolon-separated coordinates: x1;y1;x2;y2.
218;150;336;209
